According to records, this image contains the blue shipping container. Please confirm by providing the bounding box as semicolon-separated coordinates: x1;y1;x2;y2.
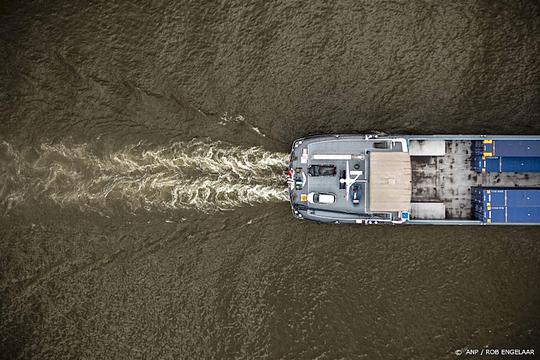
487;207;506;223
486;190;506;207
484;207;540;224
507;207;540;223
507;189;540;207
471;187;540;224
484;140;540;157
473;188;540;207
473;156;540;173
501;157;540;172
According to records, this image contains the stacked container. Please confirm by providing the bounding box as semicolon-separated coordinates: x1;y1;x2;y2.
471;187;540;224
471;140;540;173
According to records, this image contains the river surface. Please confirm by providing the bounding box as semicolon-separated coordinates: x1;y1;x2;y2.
1;1;540;359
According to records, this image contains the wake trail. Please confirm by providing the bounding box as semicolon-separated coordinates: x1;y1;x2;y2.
0;140;289;213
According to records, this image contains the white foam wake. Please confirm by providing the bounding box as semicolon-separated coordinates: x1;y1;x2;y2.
0;140;289;213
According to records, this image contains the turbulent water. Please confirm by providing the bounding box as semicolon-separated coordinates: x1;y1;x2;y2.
0;140;288;213
1;1;540;359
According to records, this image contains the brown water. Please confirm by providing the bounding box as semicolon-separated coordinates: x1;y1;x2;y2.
1;1;540;359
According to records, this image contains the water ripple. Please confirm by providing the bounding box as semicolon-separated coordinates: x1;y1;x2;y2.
0;140;289;213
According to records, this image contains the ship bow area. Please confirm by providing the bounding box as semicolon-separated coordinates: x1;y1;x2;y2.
288;135;411;224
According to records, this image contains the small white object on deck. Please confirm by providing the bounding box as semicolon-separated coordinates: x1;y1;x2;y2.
312;154;353;160
301;148;309;163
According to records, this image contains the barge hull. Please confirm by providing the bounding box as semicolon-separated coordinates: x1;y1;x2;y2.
288;134;540;225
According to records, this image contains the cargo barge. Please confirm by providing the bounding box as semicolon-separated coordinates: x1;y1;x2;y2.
287;135;540;225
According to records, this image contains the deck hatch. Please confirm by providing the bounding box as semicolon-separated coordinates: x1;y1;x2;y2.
369;152;412;212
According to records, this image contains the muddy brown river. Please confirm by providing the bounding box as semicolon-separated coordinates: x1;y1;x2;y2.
1;1;539;359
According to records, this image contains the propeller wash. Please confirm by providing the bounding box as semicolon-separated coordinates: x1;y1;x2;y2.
0;140;289;213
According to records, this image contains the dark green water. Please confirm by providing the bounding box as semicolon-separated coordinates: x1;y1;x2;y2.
1;1;540;359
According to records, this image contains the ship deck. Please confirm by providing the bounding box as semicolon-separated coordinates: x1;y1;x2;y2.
411;140;540;219
289;134;540;224
289;135;408;222
303;139;369;214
